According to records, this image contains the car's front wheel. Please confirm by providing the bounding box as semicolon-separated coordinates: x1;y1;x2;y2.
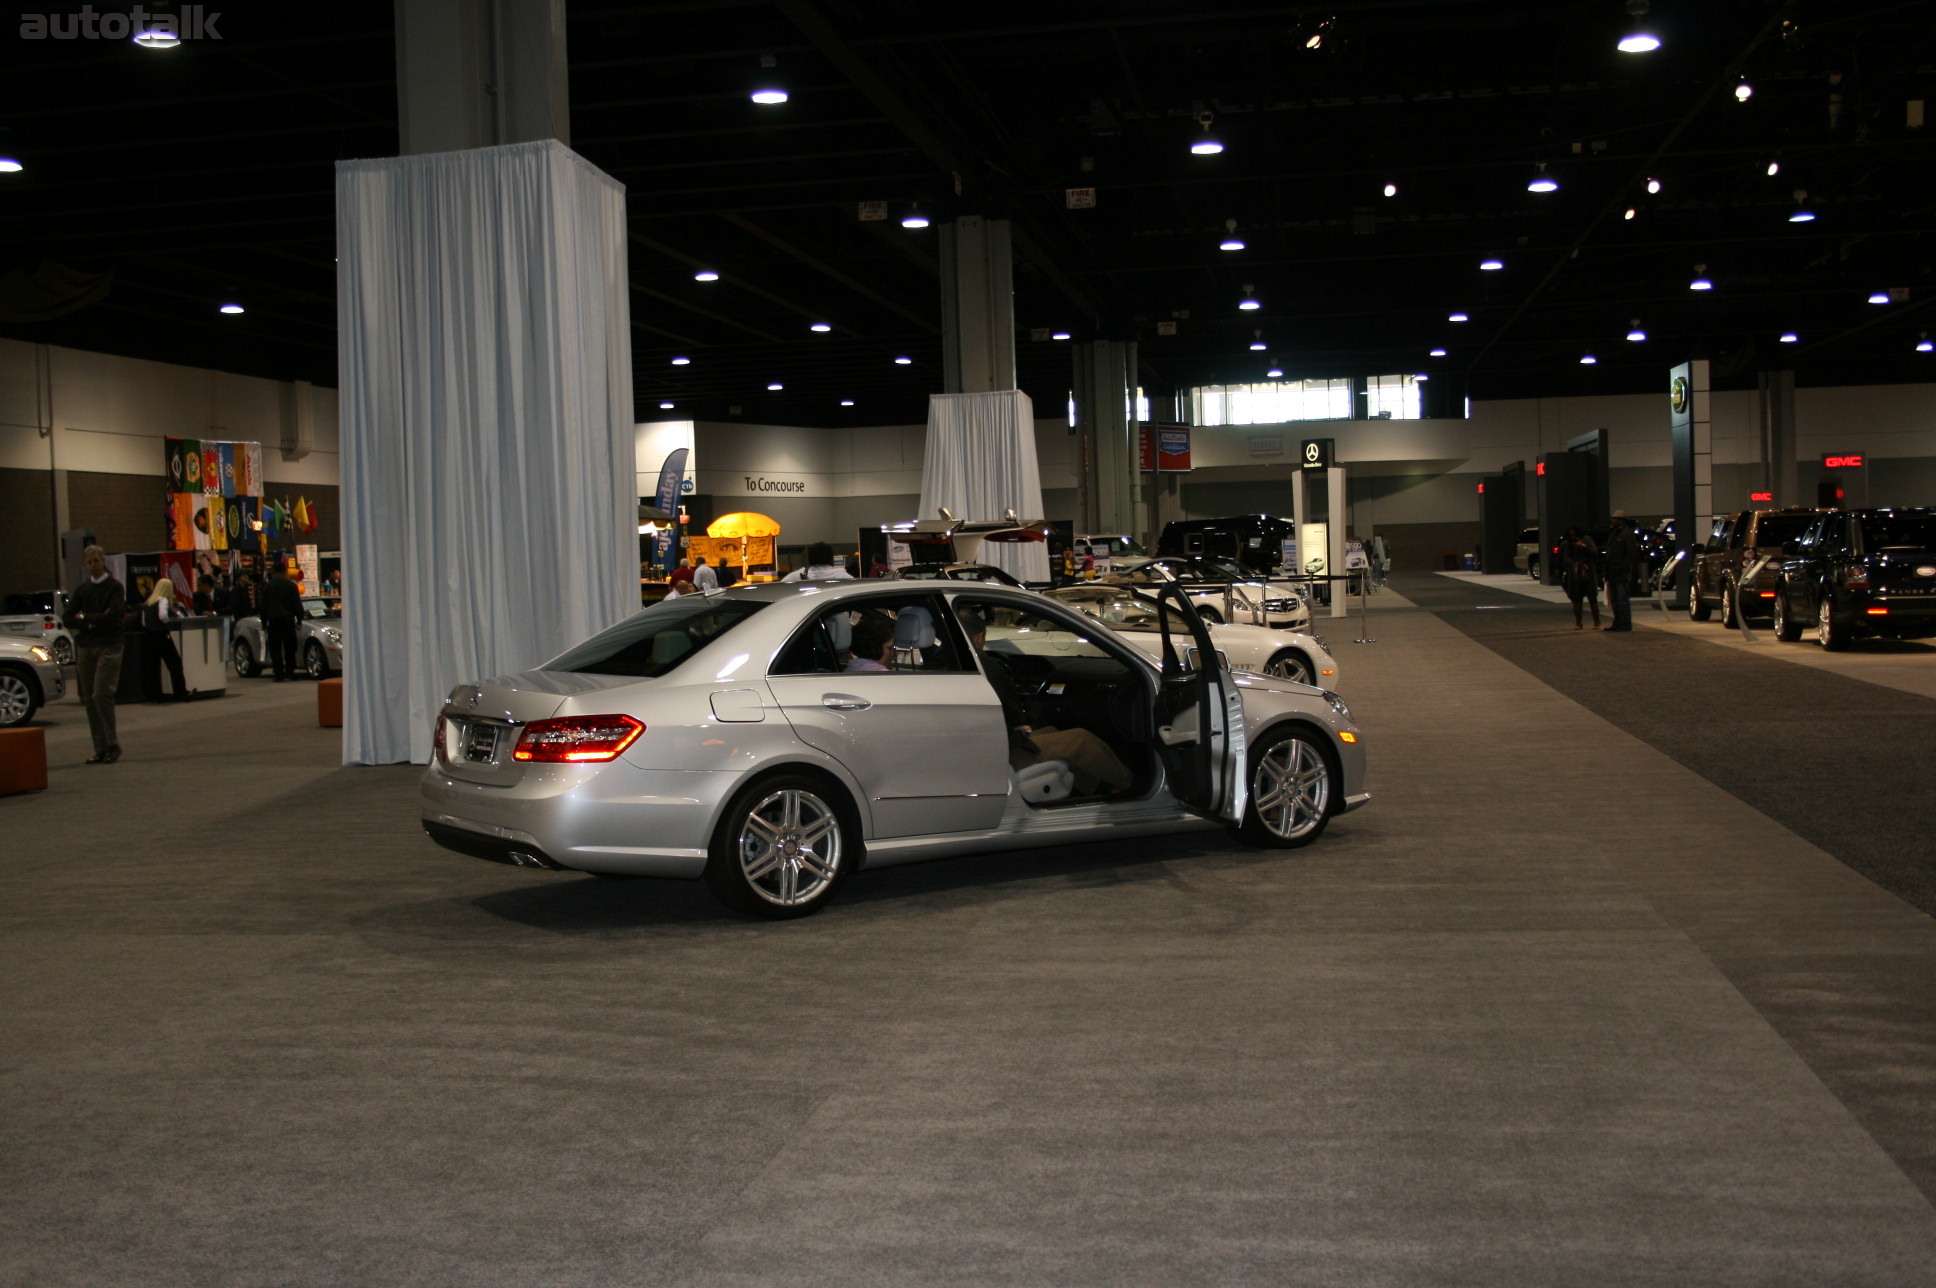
0;666;38;728
1720;580;1739;628
704;775;854;918
1261;649;1313;685
1817;594;1851;652
1197;606;1224;625
304;640;331;679
1773;587;1804;641
1687;583;1712;621
1233;727;1334;849
232;638;259;677
52;636;73;666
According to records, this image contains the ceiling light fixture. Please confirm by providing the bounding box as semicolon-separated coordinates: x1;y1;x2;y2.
1051;332;1071;341
1250;338;1268;351
767;382;784;391
841;399;856;406
1646;177;1662;194
901;206;930;230
1449;311;1470;322
894;356;913;364
1526;164;1559;194
1580;354;1598;364
1383;182;1398;198
1190;112;1224;156
1238;285;1261;311
1689;273;1713;291
1766;159;1781;176
693;269;720;282
1868;291;1891;304
1480;258;1504;271
1304;17;1336;49
1617;0;1660;52
670;356;691;365
1627;321;1647;341
0;158;22;173
659;401;674;410
133;23;180;48
218;303;244;314
809;322;832;332
1623;208;1637;220
1220;238;1246;251
1266;368;1284;378
1779;332;1799;343
1430;348;1447;357
1734;79;1753;102
1916;336;1933;353
1789;189;1816;222
750;54;788;104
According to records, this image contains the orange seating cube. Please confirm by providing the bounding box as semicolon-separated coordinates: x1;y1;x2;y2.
317;677;343;728
0;726;49;795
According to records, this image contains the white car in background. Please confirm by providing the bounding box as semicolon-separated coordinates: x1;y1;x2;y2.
0;635;65;727
1046;585;1338;687
1;591;75;666
1101;556;1311;630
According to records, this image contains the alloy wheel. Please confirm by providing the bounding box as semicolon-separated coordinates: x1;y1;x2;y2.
0;672;32;726
1263;651;1312;684
52;637;73;666
305;642;327;679
1250;736;1331;842
736;787;842;908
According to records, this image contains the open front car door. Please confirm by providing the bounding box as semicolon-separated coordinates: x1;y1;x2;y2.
1147;579;1247;825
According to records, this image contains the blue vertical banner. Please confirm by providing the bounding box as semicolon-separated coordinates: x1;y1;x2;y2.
651;448;689;573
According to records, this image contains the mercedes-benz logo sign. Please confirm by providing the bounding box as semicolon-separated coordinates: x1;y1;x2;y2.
1670;375;1689;414
1304;442;1321;463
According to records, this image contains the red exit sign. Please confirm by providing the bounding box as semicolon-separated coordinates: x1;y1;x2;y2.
1822;453;1866;468
1750;492;1774;502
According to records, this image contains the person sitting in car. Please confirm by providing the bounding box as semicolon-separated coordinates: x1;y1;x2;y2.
844;616;894;673
956;608;1133;798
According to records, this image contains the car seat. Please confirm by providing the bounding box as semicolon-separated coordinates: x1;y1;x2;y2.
1014;759;1074;804
891;605;936;668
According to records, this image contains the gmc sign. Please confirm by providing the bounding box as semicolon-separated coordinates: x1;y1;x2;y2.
1822;453;1866;469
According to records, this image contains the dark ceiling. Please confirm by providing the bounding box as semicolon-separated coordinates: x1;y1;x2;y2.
4;1;1934;428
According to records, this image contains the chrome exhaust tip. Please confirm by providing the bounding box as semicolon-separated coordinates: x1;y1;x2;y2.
508;850;562;871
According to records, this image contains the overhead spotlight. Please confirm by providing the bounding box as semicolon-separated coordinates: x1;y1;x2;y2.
1646;177;1662;194
1623;208;1637;220
1788;200;1816;223
1627;321;1647;341
1526;164;1559;194
1303;16;1336;49
659;401;675;410
1779;17;1804;51
133;23;180;48
1383;182;1398;198
1414;373;1430;381
1190;113;1223;156
1734;79;1753;102
1917;336;1934;353
693;269;720;282
1617;0;1660;53
1580;354;1598;365
893;355;913;364
218;303;245;314
1480;258;1504;271
1779;332;1799;343
1429;348;1447;357
1220;238;1246;251
1689;274;1713;291
809;322;832;332
1448;311;1470;322
841;399;856;406
767;382;784;391
670;356;691;366
1766;159;1781;177
1238;285;1261;311
1250;341;1268;351
1051;332;1071;341
750;54;788;104
0;158;21;173
1266;368;1284;378
901;205;931;229
1868;291;1891;304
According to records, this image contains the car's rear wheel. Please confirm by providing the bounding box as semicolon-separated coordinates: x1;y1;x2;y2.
231;638;259;676
1197;606;1223;625
1772;588;1804;641
1233;727;1334;849
52;636;73;666
304;640;331;679
1720;580;1739;628
1261;649;1313;685
0;666;38;728
1817;595;1851;651
1687;583;1712;621
704;775;853;918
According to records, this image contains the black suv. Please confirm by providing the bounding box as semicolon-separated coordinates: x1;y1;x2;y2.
1687;508;1830;627
1772;508;1936;650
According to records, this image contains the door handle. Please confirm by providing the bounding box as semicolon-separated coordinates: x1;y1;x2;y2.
822;694;871;711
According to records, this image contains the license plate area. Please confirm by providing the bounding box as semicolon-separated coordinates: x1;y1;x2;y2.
458;719;512;765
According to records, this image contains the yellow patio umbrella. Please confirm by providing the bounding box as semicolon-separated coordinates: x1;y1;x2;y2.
704;512;782;579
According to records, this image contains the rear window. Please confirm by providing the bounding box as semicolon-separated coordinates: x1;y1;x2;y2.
1754;515;1819;547
1859;514;1936;551
546;596;770;677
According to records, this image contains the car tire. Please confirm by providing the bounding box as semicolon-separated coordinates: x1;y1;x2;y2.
52;636;73;667
703;774;855;919
1772;588;1804;641
1232;726;1335;849
1197;607;1223;625
1261;649;1313;685
0;665;38;728
1527;555;1539;580
1687;583;1712;621
1720;580;1739;628
304;640;331;680
1817;594;1851;652
232;638;259;677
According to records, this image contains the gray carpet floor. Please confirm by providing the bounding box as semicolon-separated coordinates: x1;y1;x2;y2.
3;599;1933;1286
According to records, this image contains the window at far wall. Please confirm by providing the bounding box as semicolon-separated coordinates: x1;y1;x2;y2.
1365;374;1423;420
1191;379;1352;426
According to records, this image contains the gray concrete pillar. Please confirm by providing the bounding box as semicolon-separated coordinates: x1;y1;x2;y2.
1072;341;1138;536
396;0;570;155
939;216;1016;394
1758;369;1797;506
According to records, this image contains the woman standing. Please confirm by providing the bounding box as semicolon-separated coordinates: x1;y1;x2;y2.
143;578;190;700
1560;527;1601;630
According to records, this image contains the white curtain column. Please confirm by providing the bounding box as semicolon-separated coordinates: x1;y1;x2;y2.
921;391;1051;583
335;140;635;764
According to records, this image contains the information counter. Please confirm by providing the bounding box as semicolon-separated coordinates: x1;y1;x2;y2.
116;618;228;703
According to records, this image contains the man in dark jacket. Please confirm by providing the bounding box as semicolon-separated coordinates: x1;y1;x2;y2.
260;564;304;681
64;544;127;763
1603;511;1643;632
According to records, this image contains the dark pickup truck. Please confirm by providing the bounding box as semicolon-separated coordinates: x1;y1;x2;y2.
1688;507;1831;627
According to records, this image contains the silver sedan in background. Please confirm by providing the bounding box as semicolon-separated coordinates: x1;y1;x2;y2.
232;596;344;678
0;635;65;728
422;579;1368;919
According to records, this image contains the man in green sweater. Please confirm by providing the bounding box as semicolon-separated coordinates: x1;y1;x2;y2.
64;544;127;763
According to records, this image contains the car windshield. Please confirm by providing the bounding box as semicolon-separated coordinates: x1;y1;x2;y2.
546;596;770;677
1754;515;1819;547
1859;514;1936;551
301;598;339;620
1051;588;1163;630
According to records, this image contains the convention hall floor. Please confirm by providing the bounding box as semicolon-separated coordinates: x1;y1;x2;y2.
5;576;1934;1287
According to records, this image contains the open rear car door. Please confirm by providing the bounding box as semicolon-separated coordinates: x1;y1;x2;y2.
1147;579;1247;825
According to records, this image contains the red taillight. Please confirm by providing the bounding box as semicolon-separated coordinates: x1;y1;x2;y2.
513;715;645;763
433;716;447;761
1759;591;1775;598
1865;607;1889;616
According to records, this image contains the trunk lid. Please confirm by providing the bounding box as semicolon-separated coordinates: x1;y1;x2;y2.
436;670;644;786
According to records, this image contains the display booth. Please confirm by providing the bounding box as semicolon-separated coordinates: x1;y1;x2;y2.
116;617;226;703
688;512;780;582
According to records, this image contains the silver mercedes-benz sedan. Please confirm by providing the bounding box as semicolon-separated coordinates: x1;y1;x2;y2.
421;579;1368;918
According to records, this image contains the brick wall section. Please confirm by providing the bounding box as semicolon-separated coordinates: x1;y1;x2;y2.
0;467;59;597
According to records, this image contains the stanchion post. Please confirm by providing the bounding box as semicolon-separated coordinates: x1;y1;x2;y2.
1353;571;1375;644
